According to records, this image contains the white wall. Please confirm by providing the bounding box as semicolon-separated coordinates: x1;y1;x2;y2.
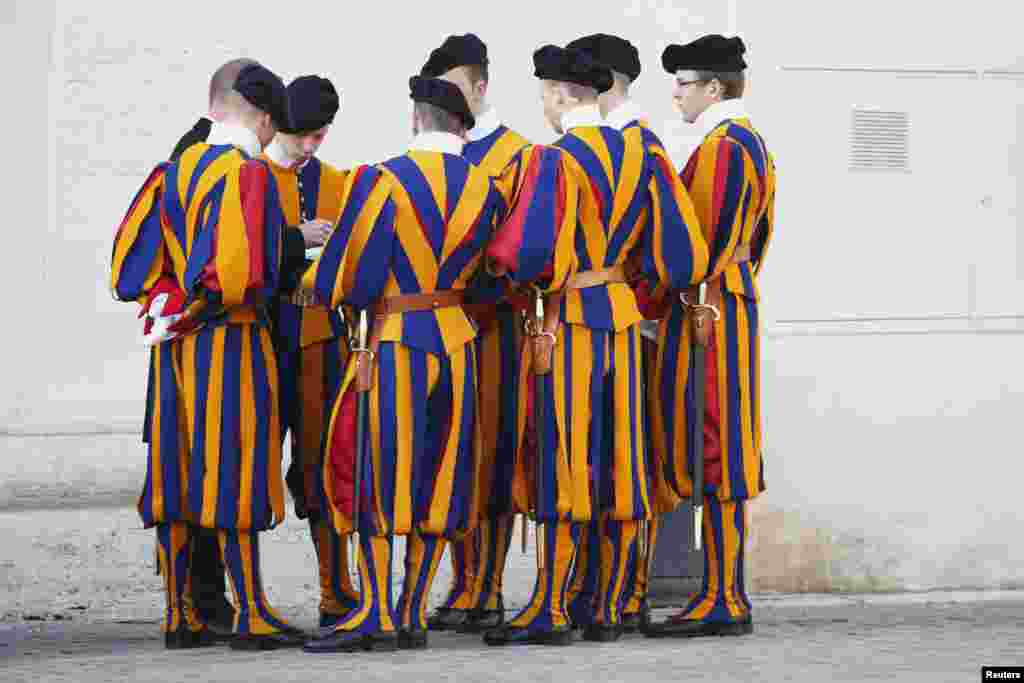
2;0;1022;591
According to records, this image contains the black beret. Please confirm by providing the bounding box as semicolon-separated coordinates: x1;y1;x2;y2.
282;75;339;134
420;33;488;78
662;35;747;74
233;63;290;130
409;76;475;130
533;44;613;94
566;33;641;82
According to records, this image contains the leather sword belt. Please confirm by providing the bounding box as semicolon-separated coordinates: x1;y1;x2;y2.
564;264;632;290
352;289;467;393
683;242;755;347
373;289;467;316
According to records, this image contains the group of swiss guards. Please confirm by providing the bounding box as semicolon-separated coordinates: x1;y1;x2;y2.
110;29;775;654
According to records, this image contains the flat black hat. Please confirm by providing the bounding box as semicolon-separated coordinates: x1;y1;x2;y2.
566;33;641;82
662;35;747;73
233;63;290;130
533;44;613;94
282;75;339;134
409;76;475;130
421;33;488;78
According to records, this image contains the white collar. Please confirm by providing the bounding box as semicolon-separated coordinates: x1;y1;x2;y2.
696;99;750;138
604;98;647;131
561;103;604;132
263;137;308;171
206;122;262;157
409;131;465;155
467;106;502;142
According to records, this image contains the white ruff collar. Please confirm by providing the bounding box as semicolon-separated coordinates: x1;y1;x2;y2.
409;131;465;155
696;99;750;138
561;103;603;132
604;98;648;131
263;137;308;170
467;106;502;142
206;122;262;157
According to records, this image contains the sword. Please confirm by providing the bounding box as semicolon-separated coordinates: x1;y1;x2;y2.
531;287;556;570
681;283;720;551
349;309;374;574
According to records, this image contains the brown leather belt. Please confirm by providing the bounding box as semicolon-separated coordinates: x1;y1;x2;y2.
373;289;466;316
683;243;755;347
564;264;631;290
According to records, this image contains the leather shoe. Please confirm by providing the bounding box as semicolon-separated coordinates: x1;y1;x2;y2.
620;599;651;634
197;597;236;636
582;623;623;642
303;629;399;653
427;607;469;631
458;596;505;633
164;625;218;650
483;624;573;647
229;629;307;651
642;613;753;639
397;628;428;650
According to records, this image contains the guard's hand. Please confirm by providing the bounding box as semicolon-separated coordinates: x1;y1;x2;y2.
299;219;333;247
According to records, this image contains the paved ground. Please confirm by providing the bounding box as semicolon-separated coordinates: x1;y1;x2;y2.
1;507;1021;682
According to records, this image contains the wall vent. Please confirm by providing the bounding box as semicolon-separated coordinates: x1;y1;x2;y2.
849;108;910;172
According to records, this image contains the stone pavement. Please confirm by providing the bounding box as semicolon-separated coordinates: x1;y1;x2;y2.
1;507;1021;682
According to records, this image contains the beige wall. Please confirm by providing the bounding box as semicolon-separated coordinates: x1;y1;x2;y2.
2;0;1022;592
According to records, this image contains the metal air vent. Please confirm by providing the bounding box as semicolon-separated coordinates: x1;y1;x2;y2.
849;108;910;172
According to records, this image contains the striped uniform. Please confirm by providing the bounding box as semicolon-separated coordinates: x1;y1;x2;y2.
263;154;358;622
303;150;505;634
487;119;707;631
439;122;530;618
569;115;680;625
651;116;776;622
111;142;296;637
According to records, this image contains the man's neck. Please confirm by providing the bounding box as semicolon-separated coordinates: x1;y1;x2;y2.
599;90;628;119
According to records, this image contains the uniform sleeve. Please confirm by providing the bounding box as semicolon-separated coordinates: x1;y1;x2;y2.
752;157;776;275
110;163;170;303
302;164;396;310
640;138;709;291
186;159;284;308
486;144;578;291
681;136;749;281
279;226;308;294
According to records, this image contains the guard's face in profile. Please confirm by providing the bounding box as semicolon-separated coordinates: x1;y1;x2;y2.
280;125;329;162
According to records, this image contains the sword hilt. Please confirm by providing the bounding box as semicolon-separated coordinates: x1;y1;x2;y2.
679;283;721;327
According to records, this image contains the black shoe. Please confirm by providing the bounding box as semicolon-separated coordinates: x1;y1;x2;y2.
620;599;651;634
303;629;399;653
427;607;469;631
458;596;505;633
229;625;307;651
483;624;574;647
197;597;236;639
582;624;623;642
642;613;753;639
164;625;218;650
397;628;428;650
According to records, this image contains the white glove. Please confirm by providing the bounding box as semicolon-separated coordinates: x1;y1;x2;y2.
140;294;183;347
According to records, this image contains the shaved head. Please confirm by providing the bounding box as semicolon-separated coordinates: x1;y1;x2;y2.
209;58;259;110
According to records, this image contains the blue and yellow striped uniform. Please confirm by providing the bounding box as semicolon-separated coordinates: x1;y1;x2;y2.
487;119;708;630
302;148;505;635
440;123;530;617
